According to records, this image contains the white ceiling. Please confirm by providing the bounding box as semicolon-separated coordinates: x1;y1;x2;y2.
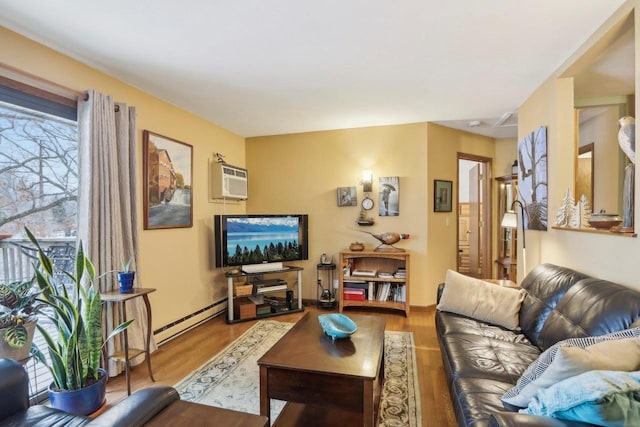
0;0;628;138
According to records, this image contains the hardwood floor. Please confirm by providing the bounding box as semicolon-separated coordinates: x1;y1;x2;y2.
104;304;457;427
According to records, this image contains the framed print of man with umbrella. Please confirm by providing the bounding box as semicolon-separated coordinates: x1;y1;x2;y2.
379;176;399;216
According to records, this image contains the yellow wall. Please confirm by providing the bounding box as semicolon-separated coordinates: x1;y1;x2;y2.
494;138;518;178
517;2;640;290
1;27;246;342
246;124;431;304
426;124;497;299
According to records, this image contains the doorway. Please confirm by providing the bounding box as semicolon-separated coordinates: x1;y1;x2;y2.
457;154;492;278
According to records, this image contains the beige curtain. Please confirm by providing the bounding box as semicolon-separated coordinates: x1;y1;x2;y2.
78;89;157;376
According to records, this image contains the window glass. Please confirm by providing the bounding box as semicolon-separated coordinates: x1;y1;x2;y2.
0;81;78;403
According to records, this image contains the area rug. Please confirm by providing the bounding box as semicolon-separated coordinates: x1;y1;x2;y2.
175;319;422;426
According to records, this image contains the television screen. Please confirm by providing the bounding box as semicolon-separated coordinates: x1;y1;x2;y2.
214;214;308;267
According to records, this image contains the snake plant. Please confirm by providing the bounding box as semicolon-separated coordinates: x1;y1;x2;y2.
26;228;133;390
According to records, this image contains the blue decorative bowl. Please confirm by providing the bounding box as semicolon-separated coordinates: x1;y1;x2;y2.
318;313;357;340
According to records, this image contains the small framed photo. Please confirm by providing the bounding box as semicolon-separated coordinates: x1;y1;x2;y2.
337;186;356;207
434;180;453;212
143;130;193;229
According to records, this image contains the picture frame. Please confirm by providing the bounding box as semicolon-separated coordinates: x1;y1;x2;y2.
143;130;193;229
518;126;548;230
379;176;399;216
434;180;453;212
337;186;357;206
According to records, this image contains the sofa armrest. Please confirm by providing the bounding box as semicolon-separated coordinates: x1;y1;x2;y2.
0;358;29;420
437;282;445;304
489;412;598;427
88;386;180;427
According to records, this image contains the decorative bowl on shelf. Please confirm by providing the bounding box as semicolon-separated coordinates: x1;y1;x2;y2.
349;242;365;251
318;313;357;340
588;212;622;230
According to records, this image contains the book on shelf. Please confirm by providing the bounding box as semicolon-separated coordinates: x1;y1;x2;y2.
368;281;375;301
343;292;365;301
343;286;366;301
398;284;406;302
343;279;368;286
377;271;394;279
376;282;390;301
351;269;377;277
394;267;407;279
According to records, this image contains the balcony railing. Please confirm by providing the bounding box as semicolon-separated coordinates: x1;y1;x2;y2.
0;236;75;404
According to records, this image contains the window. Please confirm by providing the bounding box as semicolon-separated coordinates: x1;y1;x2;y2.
0;76;78;403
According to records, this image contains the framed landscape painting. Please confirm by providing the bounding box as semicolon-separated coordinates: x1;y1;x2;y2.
143;130;193;229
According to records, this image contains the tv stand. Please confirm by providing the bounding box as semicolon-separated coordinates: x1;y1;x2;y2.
225;266;304;323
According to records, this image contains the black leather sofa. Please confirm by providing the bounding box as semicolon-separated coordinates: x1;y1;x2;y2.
435;263;640;427
0;357;179;427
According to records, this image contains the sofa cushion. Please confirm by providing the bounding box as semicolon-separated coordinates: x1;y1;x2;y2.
520;370;640;426
518;264;590;347
502;328;640;408
536;278;640;350
440;332;540;384
436;310;532;345
438;270;526;330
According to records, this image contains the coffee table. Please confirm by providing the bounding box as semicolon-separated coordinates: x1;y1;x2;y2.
257;312;386;427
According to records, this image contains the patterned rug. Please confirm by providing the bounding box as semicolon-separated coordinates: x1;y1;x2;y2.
175;319;421;426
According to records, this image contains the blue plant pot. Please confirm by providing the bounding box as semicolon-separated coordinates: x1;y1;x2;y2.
48;368;107;415
117;271;135;293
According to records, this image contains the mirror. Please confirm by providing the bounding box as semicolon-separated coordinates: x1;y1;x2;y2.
576;142;594;205
575;104;629;214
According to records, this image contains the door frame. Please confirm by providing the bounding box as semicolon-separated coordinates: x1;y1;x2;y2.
456;153;493;278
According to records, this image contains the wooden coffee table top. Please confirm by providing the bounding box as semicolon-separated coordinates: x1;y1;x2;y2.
258;312;386;379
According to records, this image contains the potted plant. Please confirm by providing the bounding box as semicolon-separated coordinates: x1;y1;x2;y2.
25;228;133;415
117;256;135;293
0;278;40;361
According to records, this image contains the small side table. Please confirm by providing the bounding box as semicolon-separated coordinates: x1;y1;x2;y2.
101;287;156;395
317;263;337;309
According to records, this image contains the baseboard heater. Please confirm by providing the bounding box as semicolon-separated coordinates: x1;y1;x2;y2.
154;299;227;345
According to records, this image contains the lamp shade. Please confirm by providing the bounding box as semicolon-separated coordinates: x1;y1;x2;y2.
501;211;518;229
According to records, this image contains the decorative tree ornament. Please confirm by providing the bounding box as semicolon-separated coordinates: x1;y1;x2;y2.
555;188;574;227
579;194;591;228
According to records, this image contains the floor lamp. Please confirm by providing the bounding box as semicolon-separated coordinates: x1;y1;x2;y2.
501;200;526;278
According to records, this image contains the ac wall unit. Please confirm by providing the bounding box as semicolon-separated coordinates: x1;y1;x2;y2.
210;161;248;200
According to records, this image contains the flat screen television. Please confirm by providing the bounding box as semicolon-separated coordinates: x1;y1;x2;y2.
214;214;309;268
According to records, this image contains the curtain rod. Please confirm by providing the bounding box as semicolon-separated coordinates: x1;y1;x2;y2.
0;62;88;101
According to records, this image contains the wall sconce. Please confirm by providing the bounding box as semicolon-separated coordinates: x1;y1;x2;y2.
501;200;526;276
361;170;373;193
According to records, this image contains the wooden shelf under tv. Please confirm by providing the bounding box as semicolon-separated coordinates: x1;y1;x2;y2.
338;250;410;317
224;266;304;324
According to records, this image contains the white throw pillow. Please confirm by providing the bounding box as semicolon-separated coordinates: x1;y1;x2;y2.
502;330;640;409
437;269;526;330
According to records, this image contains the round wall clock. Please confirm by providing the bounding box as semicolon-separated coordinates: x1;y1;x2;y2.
361;196;374;210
